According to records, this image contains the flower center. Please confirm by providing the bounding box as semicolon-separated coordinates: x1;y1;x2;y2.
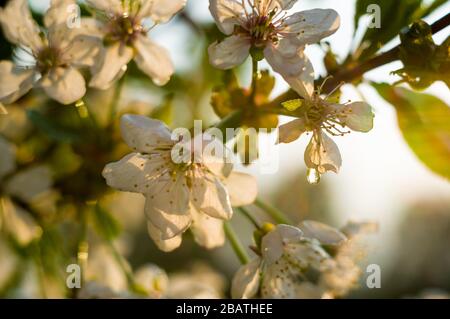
303;96;351;137
105;13;145;45
248;13;278;47
35;46;63;74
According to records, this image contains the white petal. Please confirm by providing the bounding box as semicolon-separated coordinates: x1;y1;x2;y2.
231;258;261;299
1;198;42;246
260;257;299;298
304;131;342;174
120;114;173;153
282;9;340;45
147;221;183;252
145;173;191;216
4;165;52;203
89;43;134;90
61;35;102;67
209;0;245;35
134;263;169;295
190;206;225;249
0;0;42;51
264;41;307;77
255;0;297;12
44;0;76;28
134;35;174;86
274;0;298;10
86;0;122;14
47;23;74;49
191;170;233;220
340;221;378;239
208;35;250;70
139;0;187;23
0;61;35;104
261;224;303;265
195;133;234;178
102;152;170;193
223;172;257;207
299;220;346;246
40;67;86;104
284;240;330;270
278;118;306;144
331;102;374;133
284;57;315;99
145;198;191;240
79;17;106;38
0;136;16;181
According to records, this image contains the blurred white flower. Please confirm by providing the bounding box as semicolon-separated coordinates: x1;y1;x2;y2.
4;166;53;203
166;262;227;299
0;105;32;141
0;198;42;246
134;263;169;298
86;244;130;293
0;158;58;244
0;0;102;105
208;0;339;81
232;221;374;299
86;0;187;89
102;114;257;251
78;281;130;299
278;79;374;181
0;240;19;290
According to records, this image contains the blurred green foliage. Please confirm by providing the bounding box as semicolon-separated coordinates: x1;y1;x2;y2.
374;83;450;180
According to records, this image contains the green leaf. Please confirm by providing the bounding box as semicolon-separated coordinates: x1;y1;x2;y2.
354;0;423;59
27;110;81;143
373;83;450;180
91;204;121;241
282;99;303;112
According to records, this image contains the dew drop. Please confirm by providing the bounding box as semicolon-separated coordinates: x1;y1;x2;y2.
306;168;320;185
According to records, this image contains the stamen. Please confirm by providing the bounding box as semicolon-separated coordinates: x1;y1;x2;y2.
325;81;345;100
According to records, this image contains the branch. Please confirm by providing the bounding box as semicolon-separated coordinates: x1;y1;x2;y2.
431;12;450;34
263;12;450;108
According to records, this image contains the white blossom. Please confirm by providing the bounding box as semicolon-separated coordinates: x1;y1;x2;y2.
102;114;258;251
278;77;374;180
208;0;339;81
86;0;187;89
232;221;373;299
0;0;101;105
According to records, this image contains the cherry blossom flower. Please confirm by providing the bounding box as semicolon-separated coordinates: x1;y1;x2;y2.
278;77;374;182
231;221;375;299
86;0;186;89
102;114;258;251
208;0;339;78
0;0;101;105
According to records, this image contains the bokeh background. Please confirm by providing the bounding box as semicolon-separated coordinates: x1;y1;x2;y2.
0;0;449;298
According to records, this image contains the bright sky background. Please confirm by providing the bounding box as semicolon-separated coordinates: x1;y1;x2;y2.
29;0;450;266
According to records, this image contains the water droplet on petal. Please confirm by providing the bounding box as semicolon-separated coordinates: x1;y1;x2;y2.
306;168;320;185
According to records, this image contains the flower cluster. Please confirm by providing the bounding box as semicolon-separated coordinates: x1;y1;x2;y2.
103;114;257;251
0;0;186;105
0;0;385;300
232;221;376;299
209;0;339;80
